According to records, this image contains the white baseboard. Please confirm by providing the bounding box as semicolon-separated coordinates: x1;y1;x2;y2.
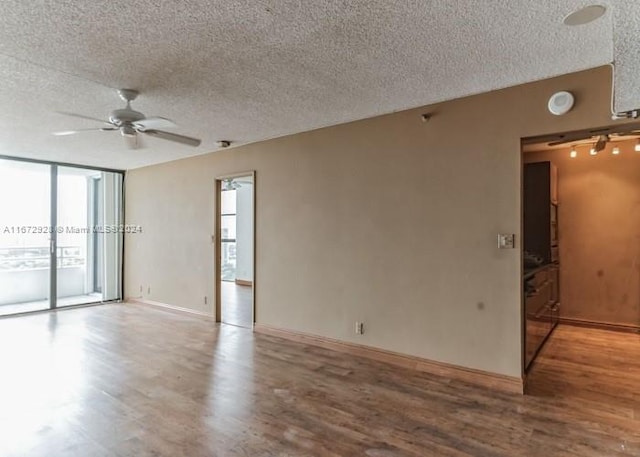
254;324;523;394
127;298;215;319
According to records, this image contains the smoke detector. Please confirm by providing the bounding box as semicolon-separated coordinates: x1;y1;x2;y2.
548;91;575;116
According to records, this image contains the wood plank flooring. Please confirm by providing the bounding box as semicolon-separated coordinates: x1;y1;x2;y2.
0;304;638;456
221;281;253;328
526;325;640;420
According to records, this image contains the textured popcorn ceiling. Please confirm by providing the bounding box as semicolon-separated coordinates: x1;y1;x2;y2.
0;1;633;169
613;0;640;113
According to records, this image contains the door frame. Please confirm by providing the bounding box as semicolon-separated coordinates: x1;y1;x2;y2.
50;164;58;309
215;171;256;327
519;120;640;386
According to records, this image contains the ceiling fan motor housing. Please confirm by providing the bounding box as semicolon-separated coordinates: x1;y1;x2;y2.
109;108;145;126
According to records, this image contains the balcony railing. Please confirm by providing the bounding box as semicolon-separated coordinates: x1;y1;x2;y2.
0;246;84;271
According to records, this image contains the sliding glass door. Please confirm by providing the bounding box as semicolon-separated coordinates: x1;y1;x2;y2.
0;158;123;316
0;159;52;315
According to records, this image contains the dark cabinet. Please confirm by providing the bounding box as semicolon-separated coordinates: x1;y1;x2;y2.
524;161;558;264
524;265;558;368
523;161;560;370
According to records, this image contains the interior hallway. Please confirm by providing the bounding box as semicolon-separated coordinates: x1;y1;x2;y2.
221;281;252;328
0;304;638;456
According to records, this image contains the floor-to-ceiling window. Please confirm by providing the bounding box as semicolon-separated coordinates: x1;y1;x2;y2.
0;157;123;316
220;186;237;282
0;160;52;315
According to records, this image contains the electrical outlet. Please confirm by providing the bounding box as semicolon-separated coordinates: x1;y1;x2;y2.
355;322;364;335
147;286;151;295
204;296;208;305
139;285;142;293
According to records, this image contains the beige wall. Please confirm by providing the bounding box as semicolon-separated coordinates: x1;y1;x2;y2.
525;141;640;328
125;66;623;377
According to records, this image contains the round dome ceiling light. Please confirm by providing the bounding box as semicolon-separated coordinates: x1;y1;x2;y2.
548;91;575;116
563;5;606;26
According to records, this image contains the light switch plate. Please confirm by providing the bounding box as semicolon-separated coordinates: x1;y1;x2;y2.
498;233;515;249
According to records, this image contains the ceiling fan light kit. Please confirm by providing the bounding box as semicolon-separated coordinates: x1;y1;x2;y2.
53;88;202;149
222;178;241;191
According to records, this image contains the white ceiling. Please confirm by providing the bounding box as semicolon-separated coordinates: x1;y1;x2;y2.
0;1;632;170
613;0;640;112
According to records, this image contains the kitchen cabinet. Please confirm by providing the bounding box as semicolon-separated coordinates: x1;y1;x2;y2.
524;161;558;264
524;265;558;369
523;160;560;370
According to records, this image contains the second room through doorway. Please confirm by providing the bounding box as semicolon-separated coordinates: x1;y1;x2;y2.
219;174;254;328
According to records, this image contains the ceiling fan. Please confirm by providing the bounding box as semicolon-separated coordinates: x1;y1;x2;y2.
549;131;640;152
53;89;201;149
222;178;253;191
523;121;640;151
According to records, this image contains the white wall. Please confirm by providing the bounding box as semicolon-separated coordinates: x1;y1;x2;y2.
235;180;254;282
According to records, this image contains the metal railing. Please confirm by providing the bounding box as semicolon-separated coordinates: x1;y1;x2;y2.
0;246;84;271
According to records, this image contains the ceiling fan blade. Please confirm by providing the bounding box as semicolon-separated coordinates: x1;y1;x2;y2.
56;111;112;126
133;117;176;130
143;129;201;147
547;134;594;147
524;120;640;146
53;127;117;136
548;139;577;147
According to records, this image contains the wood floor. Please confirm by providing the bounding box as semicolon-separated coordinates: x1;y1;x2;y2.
221;281;253;328
526;324;640;417
0;305;638;457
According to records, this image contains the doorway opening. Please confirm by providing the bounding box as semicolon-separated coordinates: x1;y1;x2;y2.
215;173;255;328
521;122;640;404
